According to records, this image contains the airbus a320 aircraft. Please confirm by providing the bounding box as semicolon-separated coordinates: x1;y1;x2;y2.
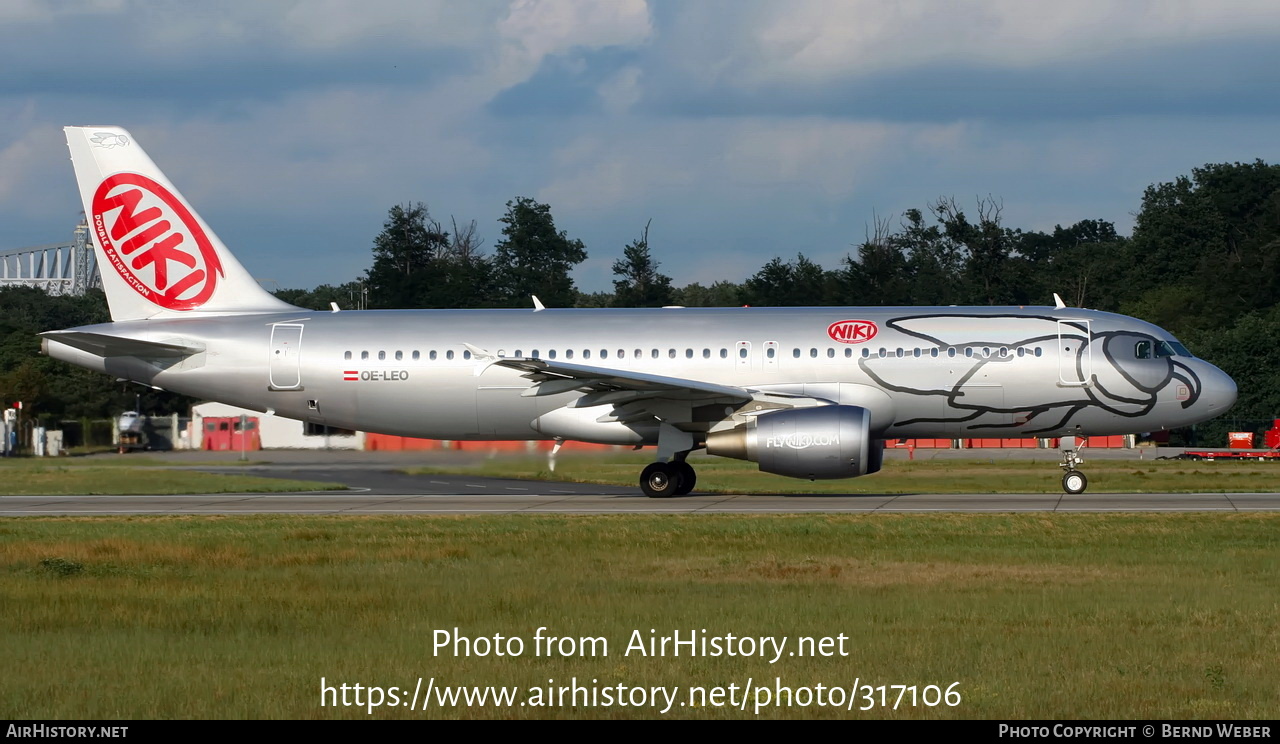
43;126;1238;496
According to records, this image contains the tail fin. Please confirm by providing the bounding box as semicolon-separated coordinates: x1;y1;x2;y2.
64;126;295;320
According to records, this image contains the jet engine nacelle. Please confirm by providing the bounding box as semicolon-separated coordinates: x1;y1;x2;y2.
705;405;883;480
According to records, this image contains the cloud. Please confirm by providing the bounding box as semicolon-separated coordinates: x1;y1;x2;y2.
4;0;1280;296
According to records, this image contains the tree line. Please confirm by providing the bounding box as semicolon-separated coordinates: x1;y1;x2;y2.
4;159;1278;445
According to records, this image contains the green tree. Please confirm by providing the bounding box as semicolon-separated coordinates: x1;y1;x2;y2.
1127;160;1280;333
364;204;494;309
673;281;744;307
897;208;965;305
492;197;587;308
365;203;450;309
838;214;913;305
741;254;836;306
611;221;674;307
932;196;1024;305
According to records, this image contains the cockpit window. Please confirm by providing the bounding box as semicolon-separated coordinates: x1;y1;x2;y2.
1135;341;1152;359
1153;340;1192;358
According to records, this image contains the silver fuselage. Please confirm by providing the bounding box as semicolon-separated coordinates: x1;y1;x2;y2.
43;305;1237;444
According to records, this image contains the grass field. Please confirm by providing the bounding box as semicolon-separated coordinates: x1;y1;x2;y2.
2;513;1276;719
406;452;1280;494
0;458;338;495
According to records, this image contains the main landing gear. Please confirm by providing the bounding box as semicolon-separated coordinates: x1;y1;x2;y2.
1059;441;1087;494
640;423;699;498
640;458;696;498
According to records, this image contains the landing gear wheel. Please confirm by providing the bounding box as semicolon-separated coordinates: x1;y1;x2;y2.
672;461;696;495
641;462;679;498
1062;470;1087;494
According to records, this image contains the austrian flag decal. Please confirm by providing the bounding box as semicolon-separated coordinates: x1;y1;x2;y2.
827;319;878;344
91;172;224;310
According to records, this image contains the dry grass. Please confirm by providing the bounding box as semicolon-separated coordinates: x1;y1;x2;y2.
1;513;1277;719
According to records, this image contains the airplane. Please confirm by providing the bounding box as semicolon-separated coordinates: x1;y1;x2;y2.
42;126;1238;497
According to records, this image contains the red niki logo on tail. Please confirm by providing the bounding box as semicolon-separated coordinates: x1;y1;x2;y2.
827;319;878;344
91;173;223;310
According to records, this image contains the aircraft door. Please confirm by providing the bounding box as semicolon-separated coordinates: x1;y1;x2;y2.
1057;320;1092;386
269;323;304;390
735;341;751;372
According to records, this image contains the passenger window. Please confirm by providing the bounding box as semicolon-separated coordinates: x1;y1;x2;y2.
739;348;747;359
634;349;642;358
395;350;403;361
912;348;920;358
566;349;574;359
668;349;677;359
999;347;1008;358
947;348;956;358
965;348;974;358
549;350;557;359
896;348;904;358
412;351;420;361
361;351;369;360
810;348;818;358
767;347;776;359
793;348;801;359
827;348;835;358
720;349;728;359
878;348;887;358
583;349;591;359
531;349;539;359
685;349;693;359
1034;347;1042;357
1017;347;1025;358
463;350;472;360
446;350;455;360
862;348;870;358
344;351;352;360
600;349;608;359
930;348;938;358
651;349;659;359
430;350;438;361
845;348;852;358
703;349;711;359
982;347;990;358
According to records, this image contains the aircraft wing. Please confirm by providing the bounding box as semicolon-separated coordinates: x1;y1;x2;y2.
40;330;204;359
493;358;753;408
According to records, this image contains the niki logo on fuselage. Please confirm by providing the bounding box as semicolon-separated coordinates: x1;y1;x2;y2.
91;173;224;310
827;320;878;344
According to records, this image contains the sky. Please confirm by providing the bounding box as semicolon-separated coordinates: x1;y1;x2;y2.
3;0;1280;295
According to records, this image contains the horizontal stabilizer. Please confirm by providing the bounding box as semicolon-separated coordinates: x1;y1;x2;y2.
41;330;203;358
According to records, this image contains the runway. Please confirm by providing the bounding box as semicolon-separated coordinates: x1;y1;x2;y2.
3;468;1279;514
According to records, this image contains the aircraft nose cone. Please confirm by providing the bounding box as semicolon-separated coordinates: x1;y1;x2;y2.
1202;363;1237;415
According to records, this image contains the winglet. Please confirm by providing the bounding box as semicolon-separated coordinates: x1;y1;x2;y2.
1053;293;1067;309
532;295;545;311
329;302;340;313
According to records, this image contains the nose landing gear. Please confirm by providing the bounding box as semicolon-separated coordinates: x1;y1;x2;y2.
1059;441;1087;494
